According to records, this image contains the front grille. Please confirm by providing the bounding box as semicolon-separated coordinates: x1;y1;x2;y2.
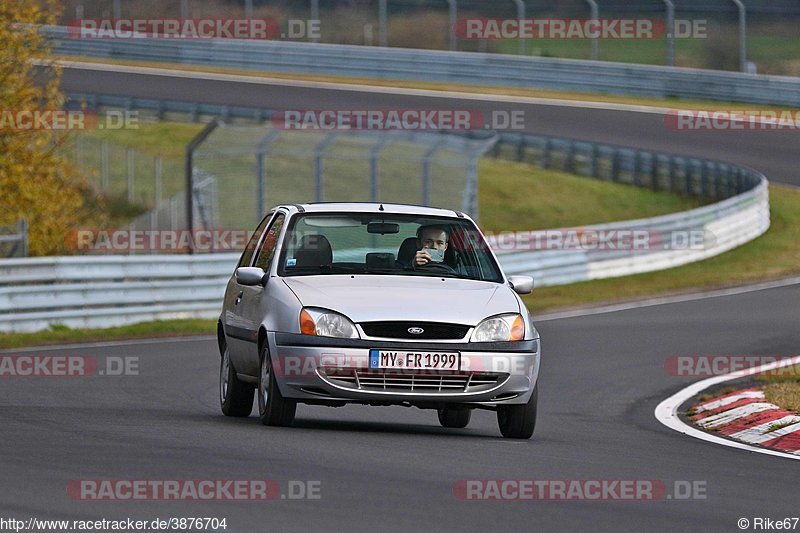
320;369;505;393
359;321;470;340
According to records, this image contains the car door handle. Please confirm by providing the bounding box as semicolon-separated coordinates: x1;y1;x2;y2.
234;291;243;305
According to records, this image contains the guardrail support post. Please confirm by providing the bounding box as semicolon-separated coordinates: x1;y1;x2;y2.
649;153;658;190
185;119;220;254
590;144;599;178
20;219;28;258
611;149;620;182
126;148;135;203
540;138;551;169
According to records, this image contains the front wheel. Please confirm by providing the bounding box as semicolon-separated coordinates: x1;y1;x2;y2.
497;384;537;439
258;344;296;426
219;341;254;417
437;407;471;428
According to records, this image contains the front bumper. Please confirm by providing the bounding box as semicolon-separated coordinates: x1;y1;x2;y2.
267;332;540;406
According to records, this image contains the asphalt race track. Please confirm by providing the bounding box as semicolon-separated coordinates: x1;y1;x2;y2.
3;285;800;531
2;64;798;531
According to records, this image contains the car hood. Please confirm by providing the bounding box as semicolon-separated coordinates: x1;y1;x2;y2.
281;275;519;325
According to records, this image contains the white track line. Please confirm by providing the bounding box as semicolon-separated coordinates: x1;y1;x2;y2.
537;276;800;322
655;354;800;461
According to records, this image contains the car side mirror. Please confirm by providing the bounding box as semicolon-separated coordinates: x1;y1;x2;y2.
508;275;534;295
236;267;267;286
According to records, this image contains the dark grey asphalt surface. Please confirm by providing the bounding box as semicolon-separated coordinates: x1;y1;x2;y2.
59;65;800;186
2;284;799;531
2;65;792;531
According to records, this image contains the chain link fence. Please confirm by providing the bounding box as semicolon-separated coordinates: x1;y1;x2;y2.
186;124;496;232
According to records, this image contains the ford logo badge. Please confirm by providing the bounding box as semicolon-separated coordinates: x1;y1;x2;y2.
407;327;424;335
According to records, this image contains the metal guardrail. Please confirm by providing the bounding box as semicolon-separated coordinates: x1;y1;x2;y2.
0;220;29;259
48;25;800;106
0;131;769;332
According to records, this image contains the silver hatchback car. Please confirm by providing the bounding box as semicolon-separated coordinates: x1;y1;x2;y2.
218;203;540;438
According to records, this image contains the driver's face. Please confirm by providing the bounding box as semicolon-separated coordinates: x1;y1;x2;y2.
419;229;448;250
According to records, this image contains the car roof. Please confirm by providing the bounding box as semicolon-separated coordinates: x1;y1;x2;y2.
274;202;468;218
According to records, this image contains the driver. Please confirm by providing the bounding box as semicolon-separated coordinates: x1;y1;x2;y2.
413;225;449;268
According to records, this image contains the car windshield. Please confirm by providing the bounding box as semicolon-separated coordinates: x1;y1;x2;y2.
278;212;503;283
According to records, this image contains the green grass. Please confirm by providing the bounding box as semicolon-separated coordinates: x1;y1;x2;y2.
754;363;800;384
0;320;215;350
763;383;800;414
524;185;800;313
478;159;704;231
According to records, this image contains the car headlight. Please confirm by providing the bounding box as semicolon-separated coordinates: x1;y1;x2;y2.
470;313;525;342
299;308;359;338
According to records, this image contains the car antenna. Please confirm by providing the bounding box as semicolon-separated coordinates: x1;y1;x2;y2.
378;204;384;211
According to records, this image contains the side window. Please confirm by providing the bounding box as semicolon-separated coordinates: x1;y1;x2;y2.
237;214;273;268
253;213;286;271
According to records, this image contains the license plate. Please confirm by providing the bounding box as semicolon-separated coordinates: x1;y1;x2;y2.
369;349;460;370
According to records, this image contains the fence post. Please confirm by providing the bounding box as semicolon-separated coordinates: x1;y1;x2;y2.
314;133;338;202
379;0;388;46
185;119;220;254
447;0;457;51
585;0;599;60
510;0;525;55
310;0;319;43
663;0;675;66
731;0;747;72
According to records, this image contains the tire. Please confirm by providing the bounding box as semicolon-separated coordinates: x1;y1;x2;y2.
258;344;296;426
219;340;254;417
497;384;537;439
437;407;472;428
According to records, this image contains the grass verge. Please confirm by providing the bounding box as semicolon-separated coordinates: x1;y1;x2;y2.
763;383;800;414
0;320;215;350
524;185;800;313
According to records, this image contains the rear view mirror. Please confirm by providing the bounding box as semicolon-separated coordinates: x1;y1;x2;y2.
508;276;534;295
236;267;267;286
367;222;400;234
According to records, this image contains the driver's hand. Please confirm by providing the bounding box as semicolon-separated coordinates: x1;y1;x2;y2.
413;249;431;266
